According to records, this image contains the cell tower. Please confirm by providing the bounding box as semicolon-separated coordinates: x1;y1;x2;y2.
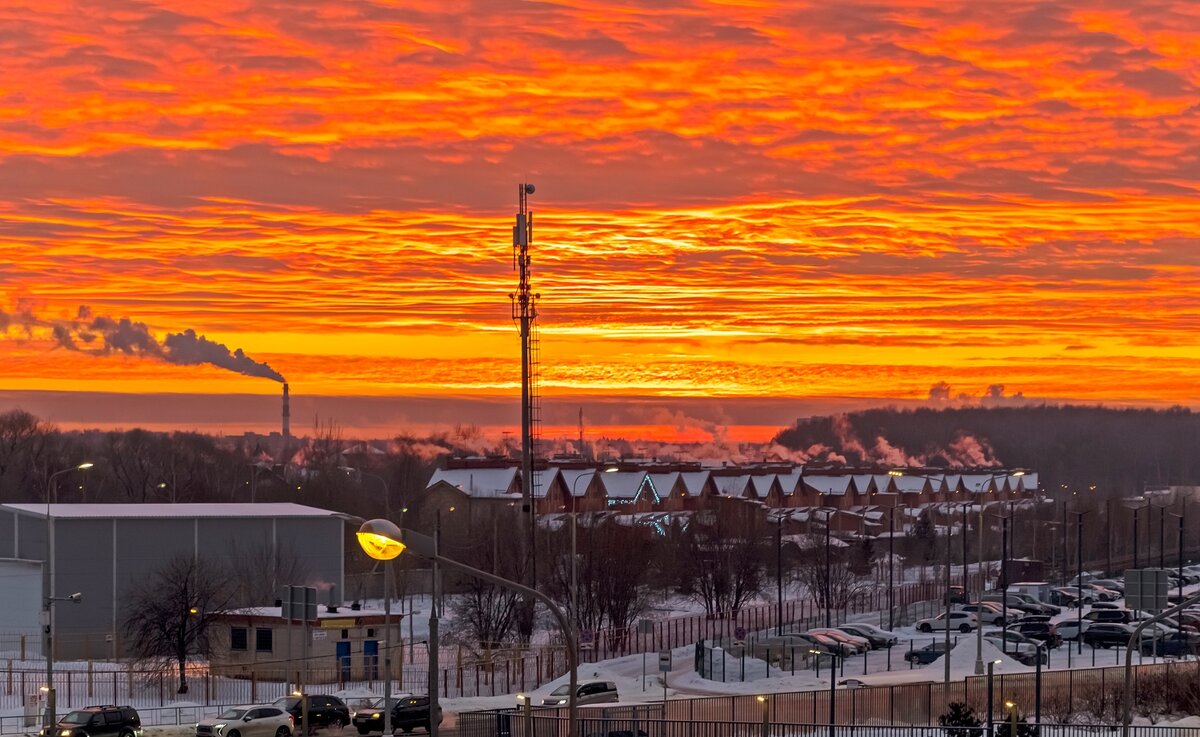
510;183;541;583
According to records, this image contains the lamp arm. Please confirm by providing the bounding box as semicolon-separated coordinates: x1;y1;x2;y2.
428;552;579;737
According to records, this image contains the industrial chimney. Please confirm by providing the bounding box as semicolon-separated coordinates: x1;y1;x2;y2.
282;383;291;439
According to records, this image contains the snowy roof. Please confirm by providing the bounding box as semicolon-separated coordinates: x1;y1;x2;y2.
556;468;602;497
960;474;995;494
599;471;651;500
872;475;895;492
747;475;777;498
775;469;805;495
427;467;519;498
944;474;963;491
648;472;680;497
3;503;340;519
712;475;751;498
852;475;875;494
891;476;929;494
1019;473;1039;492
678;471;712;496
804;475;853;496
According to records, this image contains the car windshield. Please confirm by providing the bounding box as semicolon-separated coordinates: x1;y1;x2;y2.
274;698;299;709
219;709;248;720
549;685;572;697
61;712;92;725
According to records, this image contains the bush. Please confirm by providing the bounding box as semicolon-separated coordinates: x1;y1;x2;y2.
938;702;984;737
995;712;1038;737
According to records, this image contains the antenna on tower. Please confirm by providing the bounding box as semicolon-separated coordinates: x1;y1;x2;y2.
510;182;541;605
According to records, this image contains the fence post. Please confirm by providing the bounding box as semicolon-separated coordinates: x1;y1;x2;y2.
87;661;94;699
112;671;117;704
251;671;257;703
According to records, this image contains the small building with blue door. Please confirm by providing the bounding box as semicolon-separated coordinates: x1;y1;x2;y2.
210;602;400;684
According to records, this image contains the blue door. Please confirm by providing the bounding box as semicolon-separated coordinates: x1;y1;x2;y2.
363;640;379;680
336;641;352;682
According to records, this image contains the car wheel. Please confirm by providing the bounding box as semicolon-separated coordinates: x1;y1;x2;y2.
120;731;134;737
995;618;1004;627
277;728;291;737
919;623;932;633
228;731;240;737
959;624;972;633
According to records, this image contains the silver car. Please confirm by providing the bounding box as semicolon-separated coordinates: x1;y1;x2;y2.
522;680;619;708
197;706;292;737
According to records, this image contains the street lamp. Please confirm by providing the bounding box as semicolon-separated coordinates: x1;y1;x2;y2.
1069;509;1091;654
569;467;617;634
890;469;954;691
768;510;788;636
1125;496;1148;570
812;508;836;628
356;519;401;737
43;462;92;729
356;519;580;737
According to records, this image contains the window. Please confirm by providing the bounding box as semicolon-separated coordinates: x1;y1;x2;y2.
104;712;123;725
366;628;375;637
231;627;248;651
341;629;349;639
255;627;273;652
246;710;263;720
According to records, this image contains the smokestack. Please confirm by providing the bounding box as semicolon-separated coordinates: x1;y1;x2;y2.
282;383;290;439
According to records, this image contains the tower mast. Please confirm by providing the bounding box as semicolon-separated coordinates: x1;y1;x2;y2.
511;183;539;595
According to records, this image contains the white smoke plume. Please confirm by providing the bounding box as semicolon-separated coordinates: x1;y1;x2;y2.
1;305;284;382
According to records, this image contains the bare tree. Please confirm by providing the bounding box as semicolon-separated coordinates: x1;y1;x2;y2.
122;554;234;693
224;540;311;607
678;507;769;616
792;539;873;611
0;410;52;500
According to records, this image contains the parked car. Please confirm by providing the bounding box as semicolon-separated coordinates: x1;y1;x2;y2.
809;628;871;654
1090;579;1125;594
534;681;620;707
1081;623;1136;649
945;586;969;605
983;629;1042;658
837;623;898;648
916;611;977;633
271;696;350;731
780;632;841;656
1008;593;1061;615
960;602;1008;625
1055;620;1088;641
350;696;418;734
392;696;442;734
1079;584;1119;602
980;594;1046;616
1051;587;1091;607
904;641;949;664
1084;609;1134;625
1091;601;1122;610
1013;621;1063;649
198;706;291;737
1011;614;1052;625
1141;632;1199;658
43;706;142;737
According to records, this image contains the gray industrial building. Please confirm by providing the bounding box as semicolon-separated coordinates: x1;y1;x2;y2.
0;503;347;660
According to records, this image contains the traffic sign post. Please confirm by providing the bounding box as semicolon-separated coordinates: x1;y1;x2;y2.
659;650;671;702
1125;569;1169;612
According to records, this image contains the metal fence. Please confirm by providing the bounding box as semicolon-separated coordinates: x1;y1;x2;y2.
0;703;229;736
460;712;1200;737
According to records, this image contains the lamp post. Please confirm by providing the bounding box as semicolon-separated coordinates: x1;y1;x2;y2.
1069;509;1090;654
1169;511;1184;602
1150;497;1172;571
768;510;788;635
357;519;580;737
988;509;1011;657
987;659;1000;737
568;468;616;637
43;462;92;729
813;508;836;628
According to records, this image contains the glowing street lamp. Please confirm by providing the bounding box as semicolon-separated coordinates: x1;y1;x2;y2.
355;520;579;737
355;518;404;737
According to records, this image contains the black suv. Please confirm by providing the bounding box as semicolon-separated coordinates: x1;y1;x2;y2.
272;696;350;732
1082;623;1135;649
352;696;442;735
904;641;948;665
41;705;142;737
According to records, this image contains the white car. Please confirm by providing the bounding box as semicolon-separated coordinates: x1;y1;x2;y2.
915;611;978;633
1056;620;1089;640
960;603;1008;625
197;706;292;737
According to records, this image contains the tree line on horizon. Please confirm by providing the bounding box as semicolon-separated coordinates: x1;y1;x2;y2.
774;404;1200;496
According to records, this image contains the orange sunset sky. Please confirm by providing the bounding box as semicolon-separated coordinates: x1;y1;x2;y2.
1;0;1198;440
